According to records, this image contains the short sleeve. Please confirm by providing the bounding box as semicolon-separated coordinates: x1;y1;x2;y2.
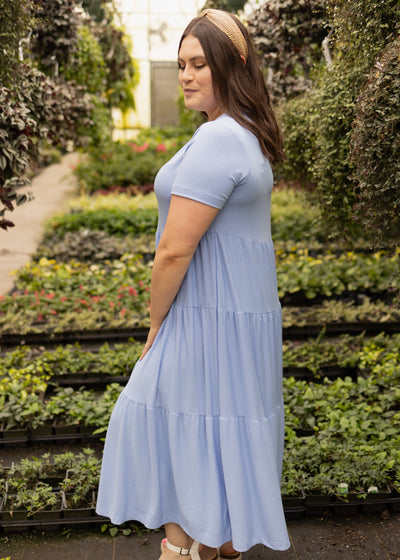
171;119;250;209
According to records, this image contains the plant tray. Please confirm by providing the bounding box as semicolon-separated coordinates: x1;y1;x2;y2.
283;322;400;339
2;322;400;348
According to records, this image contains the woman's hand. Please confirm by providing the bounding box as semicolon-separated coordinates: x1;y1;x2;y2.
140;324;162;360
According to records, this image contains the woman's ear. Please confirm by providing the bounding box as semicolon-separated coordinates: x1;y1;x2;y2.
240;55;246;66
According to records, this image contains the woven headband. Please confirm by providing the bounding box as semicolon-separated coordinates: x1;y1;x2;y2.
200;9;248;60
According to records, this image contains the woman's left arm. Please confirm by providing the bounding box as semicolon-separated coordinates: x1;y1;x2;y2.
140;194;219;359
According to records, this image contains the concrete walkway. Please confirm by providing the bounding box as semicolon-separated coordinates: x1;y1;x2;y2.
0;152;80;296
1;513;400;559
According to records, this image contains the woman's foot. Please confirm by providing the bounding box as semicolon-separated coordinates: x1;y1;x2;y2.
219;542;241;559
160;538;218;560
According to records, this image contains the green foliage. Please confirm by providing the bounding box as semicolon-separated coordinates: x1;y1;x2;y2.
30;0;80;75
62;25;107;95
275;96;316;188
18;64;94;151
278;0;400;240
97;23;138;112
74;130;191;194
350;38;400;246
0;87;38;230
0;0;32;88
327;0;399;63
35;229;155;262
202;0;247;13
46;208;158;237
246;0;328;101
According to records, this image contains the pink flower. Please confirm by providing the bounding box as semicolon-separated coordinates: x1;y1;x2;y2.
128;286;137;296
79;299;88;306
120;308;127;317
50;309;57;315
156;144;167;153
45;293;55;299
60;296;68;302
109;301;115;308
38;313;43;321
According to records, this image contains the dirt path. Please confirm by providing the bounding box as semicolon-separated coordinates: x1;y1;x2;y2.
0;153;79;296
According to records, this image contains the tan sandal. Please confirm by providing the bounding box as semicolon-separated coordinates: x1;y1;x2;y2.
218;551;241;560
161;538;218;560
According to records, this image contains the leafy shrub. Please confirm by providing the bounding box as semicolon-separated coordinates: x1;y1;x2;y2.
62;25;107;96
277;0;400;237
97;23;139;112
18;64;94;151
45;208;158;237
74;130;191;193
246;0;328;101
0;88;38;230
275;95;316;188
30;0;80;75
35;229;155;261
350;38;400;246
0;0;32;88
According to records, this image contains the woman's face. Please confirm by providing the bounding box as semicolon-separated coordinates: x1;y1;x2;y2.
178;34;222;120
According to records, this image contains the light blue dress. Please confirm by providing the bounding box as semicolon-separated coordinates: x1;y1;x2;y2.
96;114;290;552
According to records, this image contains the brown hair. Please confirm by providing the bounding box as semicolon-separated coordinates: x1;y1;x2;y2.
179;11;284;164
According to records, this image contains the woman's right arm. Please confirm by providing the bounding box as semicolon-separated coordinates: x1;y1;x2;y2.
140;194;219;359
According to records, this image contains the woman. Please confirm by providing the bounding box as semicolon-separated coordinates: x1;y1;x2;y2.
96;8;290;559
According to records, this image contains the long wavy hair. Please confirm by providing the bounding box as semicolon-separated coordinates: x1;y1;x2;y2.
179;12;284;164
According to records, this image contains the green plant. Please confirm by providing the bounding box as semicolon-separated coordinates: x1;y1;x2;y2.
6;478;60;515
277;0;400;239
247;0;328;101
350;37;400;246
45;207;158;237
0;87;37;230
62;25;107;96
97;23;139;112
35;229;155;262
0;0;32;88
30;0;80;76
61;448;101;507
74;137;185;194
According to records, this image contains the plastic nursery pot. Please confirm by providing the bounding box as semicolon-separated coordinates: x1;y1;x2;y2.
0;426;29;441
332;494;363;515
31;508;63;520
304;493;333;517
61;491;95;519
362;485;393;514
282;489;305;508
29;424;54;437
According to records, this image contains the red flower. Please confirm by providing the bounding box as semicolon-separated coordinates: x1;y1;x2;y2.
45;293;55;299
79;299;88;306
128;286;137;296
156;144;167;153
50;309;57;315
38;313;43;321
60;296;68;302
120;308;127;317
109;301;115;308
